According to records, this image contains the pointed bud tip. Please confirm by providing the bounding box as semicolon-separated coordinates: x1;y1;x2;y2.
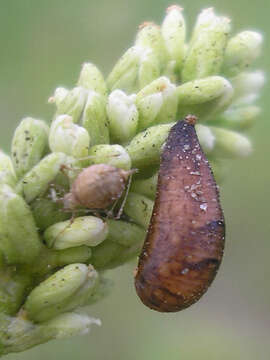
166;5;184;13
138;21;159;30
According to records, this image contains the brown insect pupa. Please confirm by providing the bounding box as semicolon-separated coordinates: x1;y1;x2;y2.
135;115;225;312
63;164;133;210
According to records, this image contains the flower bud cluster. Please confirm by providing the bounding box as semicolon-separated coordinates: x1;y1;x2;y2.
0;5;264;355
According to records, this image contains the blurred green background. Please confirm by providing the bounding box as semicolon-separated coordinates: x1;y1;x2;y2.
0;0;269;359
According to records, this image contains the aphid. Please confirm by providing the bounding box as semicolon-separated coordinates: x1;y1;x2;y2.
135;115;225;312
63;164;133;211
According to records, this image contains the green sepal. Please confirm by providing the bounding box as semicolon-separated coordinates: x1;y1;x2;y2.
107;46;160;93
24;264;99;323
52;86;88;123
130;172;158;200
126;123;174;171
77;62;107;96
11;117;49;179
209;126;252;158
106;219;146;247
222;31;262;77
49;115;90;158
136;77;178;130
124;192;153;229
44;216;108;250
177;76;233;120
82;91;110;145
88;144;131;170
107;90;138;144
0;184;42;265
31;197;70;232
161;5;186;71
16;152;69;203
182;8;231;82
135;22;168;70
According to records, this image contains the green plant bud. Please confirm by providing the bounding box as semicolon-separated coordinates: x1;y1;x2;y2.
230;70;265;101
77;62;107;96
91;238;143;270
101;242;142;269
106;219;146;247
24;264;99;323
88;144;131;170
49;86;68;104
53;164;74;188
90;220;146;269
107;46;160;93
135;22;168;69
0;314;43;355
137;47;161;91
50;86;88;123
49;115;90;158
126;122;219;171
22;246;92;277
126;123;174;171
54;263;98;314
53;246;92;267
182;8;231;82
107;46;142;93
11;117;49;179
136;77;178;130
44;216;108;250
107;90;138;144
0;313;74;355
0;150;17;188
209;126;252;158
0;311;99;355
195;124;216;154
0;270;32;315
177;76;233;119
91;240;124;269
161;5;186;71
0;184;41;264
205;78;234;118
31;197;70;232
178;76;229;105
124;192;153;229
16;152;68;203
81;91;110;145
222;31;263;77
44;312;101;339
214;105;261;130
130;172;158;199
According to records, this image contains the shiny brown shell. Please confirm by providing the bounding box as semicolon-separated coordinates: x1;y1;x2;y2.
135;115;225;312
63;164;131;209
